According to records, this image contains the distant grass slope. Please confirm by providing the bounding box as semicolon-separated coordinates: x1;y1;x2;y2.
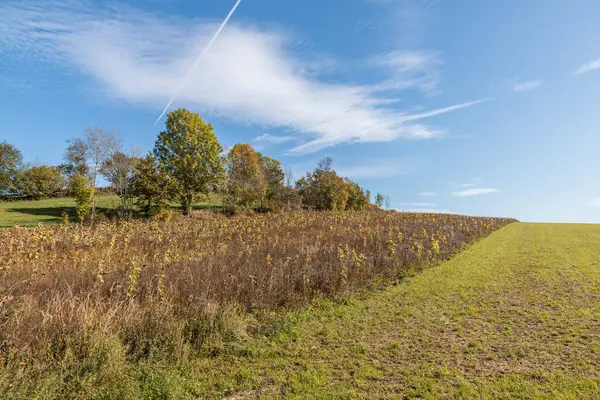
174;223;600;398
0;196;119;228
0;195;221;228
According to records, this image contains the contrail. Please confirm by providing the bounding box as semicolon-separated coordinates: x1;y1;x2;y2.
154;0;243;126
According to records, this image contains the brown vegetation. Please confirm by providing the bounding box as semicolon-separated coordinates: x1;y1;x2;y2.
0;210;514;375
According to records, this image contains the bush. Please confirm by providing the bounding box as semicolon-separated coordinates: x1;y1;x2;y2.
18;165;66;199
69;174;94;222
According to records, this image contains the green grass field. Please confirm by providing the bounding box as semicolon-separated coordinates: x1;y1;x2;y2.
0;195;221;228
159;223;600;398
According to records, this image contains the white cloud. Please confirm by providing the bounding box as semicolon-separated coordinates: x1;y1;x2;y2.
253;133;296;144
336;159;413;179
588;197;600;207
0;1;483;154
375;50;441;72
460;183;474;187
394;208;454;214
418;191;436;197
397;202;436;207
452;188;498;197
371;50;442;93
512;80;543;92
288;157;412;181
574;58;600;75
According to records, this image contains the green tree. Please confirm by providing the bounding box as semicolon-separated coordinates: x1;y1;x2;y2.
0;141;24;194
374;193;385;208
65;127;121;222
131;155;177;217
154;109;224;215
258;153;287;210
69;174;93;222
297;157;350;211
225;144;266;209
19;165;66;200
345;178;370;210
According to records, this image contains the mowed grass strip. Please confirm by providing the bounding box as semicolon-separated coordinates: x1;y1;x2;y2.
186;223;600;398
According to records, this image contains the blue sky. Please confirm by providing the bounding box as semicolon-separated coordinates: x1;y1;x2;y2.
1;0;600;222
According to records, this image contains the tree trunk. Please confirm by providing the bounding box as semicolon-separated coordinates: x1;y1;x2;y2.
182;192;194;215
89;168;98;223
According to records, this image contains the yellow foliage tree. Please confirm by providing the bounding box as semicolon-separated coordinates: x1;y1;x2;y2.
225;144;267;209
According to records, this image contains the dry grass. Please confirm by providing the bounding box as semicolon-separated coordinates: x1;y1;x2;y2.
0;210;513;398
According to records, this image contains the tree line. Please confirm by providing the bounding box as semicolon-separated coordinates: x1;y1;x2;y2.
1;108;392;221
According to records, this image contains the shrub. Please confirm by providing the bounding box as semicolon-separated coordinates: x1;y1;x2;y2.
69;174;94;222
18;165;66;199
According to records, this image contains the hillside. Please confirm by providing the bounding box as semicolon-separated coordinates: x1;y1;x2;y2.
3;222;600;398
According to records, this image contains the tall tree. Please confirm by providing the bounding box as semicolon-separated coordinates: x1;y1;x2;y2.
64;128;121;185
63;138;89;178
100;151;136;215
65;128;121;221
258;153;286;209
225;144;266;209
0;141;24;194
154;109;224;215
284;164;294;188
297;157;350;211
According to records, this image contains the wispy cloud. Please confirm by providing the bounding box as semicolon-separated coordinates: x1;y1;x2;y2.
374;50;441;72
397;202;436;207
512;80;543;92
588;197;600;207
371;50;442;93
574;58;600;75
0;1;483;154
418;191;436;197
460;183;474;187
288;157;412;181
452;188;498;197
395;207;454;214
253;133;296;144
336;158;413;179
